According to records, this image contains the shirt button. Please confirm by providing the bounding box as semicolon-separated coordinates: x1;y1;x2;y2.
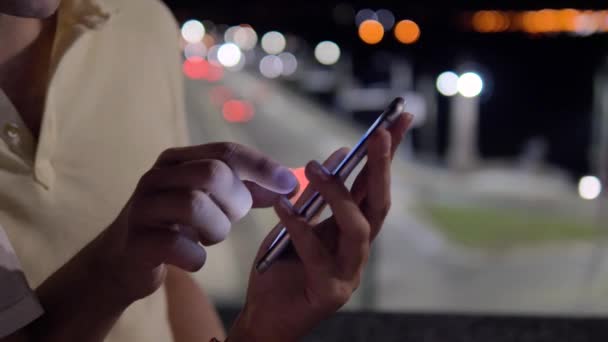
3;122;21;145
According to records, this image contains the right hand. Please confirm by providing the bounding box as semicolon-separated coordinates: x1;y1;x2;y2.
99;142;298;303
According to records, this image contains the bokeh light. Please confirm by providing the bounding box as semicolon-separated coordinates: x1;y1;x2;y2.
233;26;258;51
184;42;207;59
182;57;209;80
578;176;602;200
355;8;378;26
278;52;298;76
457;72;484;98
261;31;286;55
376;9;396;30
473;11;510;32
181;20;205;43
314;41;341;65
222;100;255;123
259;55;283;78
358;20;384;44
394;20;420;44
217;43;242;68
436;71;459;96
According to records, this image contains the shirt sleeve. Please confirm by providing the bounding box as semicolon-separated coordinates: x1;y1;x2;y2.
0;227;43;338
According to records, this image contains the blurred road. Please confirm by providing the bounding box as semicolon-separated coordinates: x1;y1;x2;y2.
185;71;608;314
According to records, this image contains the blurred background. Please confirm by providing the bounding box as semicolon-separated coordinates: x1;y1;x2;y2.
163;0;608;315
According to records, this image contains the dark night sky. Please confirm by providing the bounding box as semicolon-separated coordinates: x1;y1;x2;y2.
164;0;608;178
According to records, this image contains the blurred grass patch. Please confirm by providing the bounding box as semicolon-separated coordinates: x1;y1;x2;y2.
422;205;602;249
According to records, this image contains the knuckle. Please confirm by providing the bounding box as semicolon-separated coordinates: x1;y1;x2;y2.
206;159;232;183
158;147;178;162
189;191;208;216
205;216;232;245
137;168;158;189
326;282;353;309
220;142;239;161
255;157;276;176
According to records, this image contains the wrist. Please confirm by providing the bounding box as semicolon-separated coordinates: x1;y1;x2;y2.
228;304;299;342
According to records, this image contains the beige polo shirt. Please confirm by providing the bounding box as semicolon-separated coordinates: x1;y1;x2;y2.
0;0;186;341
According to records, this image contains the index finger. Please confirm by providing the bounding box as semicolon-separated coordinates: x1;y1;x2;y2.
155;143;297;194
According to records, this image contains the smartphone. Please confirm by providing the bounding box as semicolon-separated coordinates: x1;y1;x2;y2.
255;97;406;273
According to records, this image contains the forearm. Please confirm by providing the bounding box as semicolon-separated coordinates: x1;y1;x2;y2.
27;231;131;342
165;267;225;342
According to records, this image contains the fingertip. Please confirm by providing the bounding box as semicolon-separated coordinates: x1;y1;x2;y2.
305;160;331;183
274;196;295;218
275;167;299;194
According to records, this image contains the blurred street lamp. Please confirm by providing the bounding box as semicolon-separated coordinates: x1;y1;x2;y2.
446;70;484;170
181;20;205;43
314;41;341;65
261;31;286;55
457;72;484;97
579;176;602;200
436;71;459;96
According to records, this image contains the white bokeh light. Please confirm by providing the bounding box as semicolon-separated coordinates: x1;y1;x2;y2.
261;31;286;55
457;72;484;98
259;55;283;78
217;43;242;67
181;20;205;43
224;26;240;43
314;41;341;66
578;176;602;200
233;26;258;51
184;42;207;59
278;52;298;76
436;71;459;96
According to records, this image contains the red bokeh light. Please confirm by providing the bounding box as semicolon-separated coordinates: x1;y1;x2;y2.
182;57;223;81
209;86;233;107
182;57;209;79
289;167;309;203
222;100;255;123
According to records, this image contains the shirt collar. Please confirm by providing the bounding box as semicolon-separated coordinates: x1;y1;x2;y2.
58;0;120;30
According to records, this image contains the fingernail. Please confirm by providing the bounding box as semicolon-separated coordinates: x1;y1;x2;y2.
275;167;298;192
278;196;294;214
306;160;330;181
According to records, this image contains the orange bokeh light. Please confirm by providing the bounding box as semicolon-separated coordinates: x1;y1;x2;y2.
394;20;421;44
222;100;254;123
473;11;510;32
289;167;308;203
358;19;385;45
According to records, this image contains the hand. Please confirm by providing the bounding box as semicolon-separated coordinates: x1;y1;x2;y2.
98;142;298;303
230;114;413;342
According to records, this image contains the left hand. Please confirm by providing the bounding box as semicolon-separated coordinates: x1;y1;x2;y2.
229;113;413;342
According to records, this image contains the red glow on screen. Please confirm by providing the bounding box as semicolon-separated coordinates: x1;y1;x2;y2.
182;57;209;79
222;100;255;123
289;167;309;203
209;86;233;107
